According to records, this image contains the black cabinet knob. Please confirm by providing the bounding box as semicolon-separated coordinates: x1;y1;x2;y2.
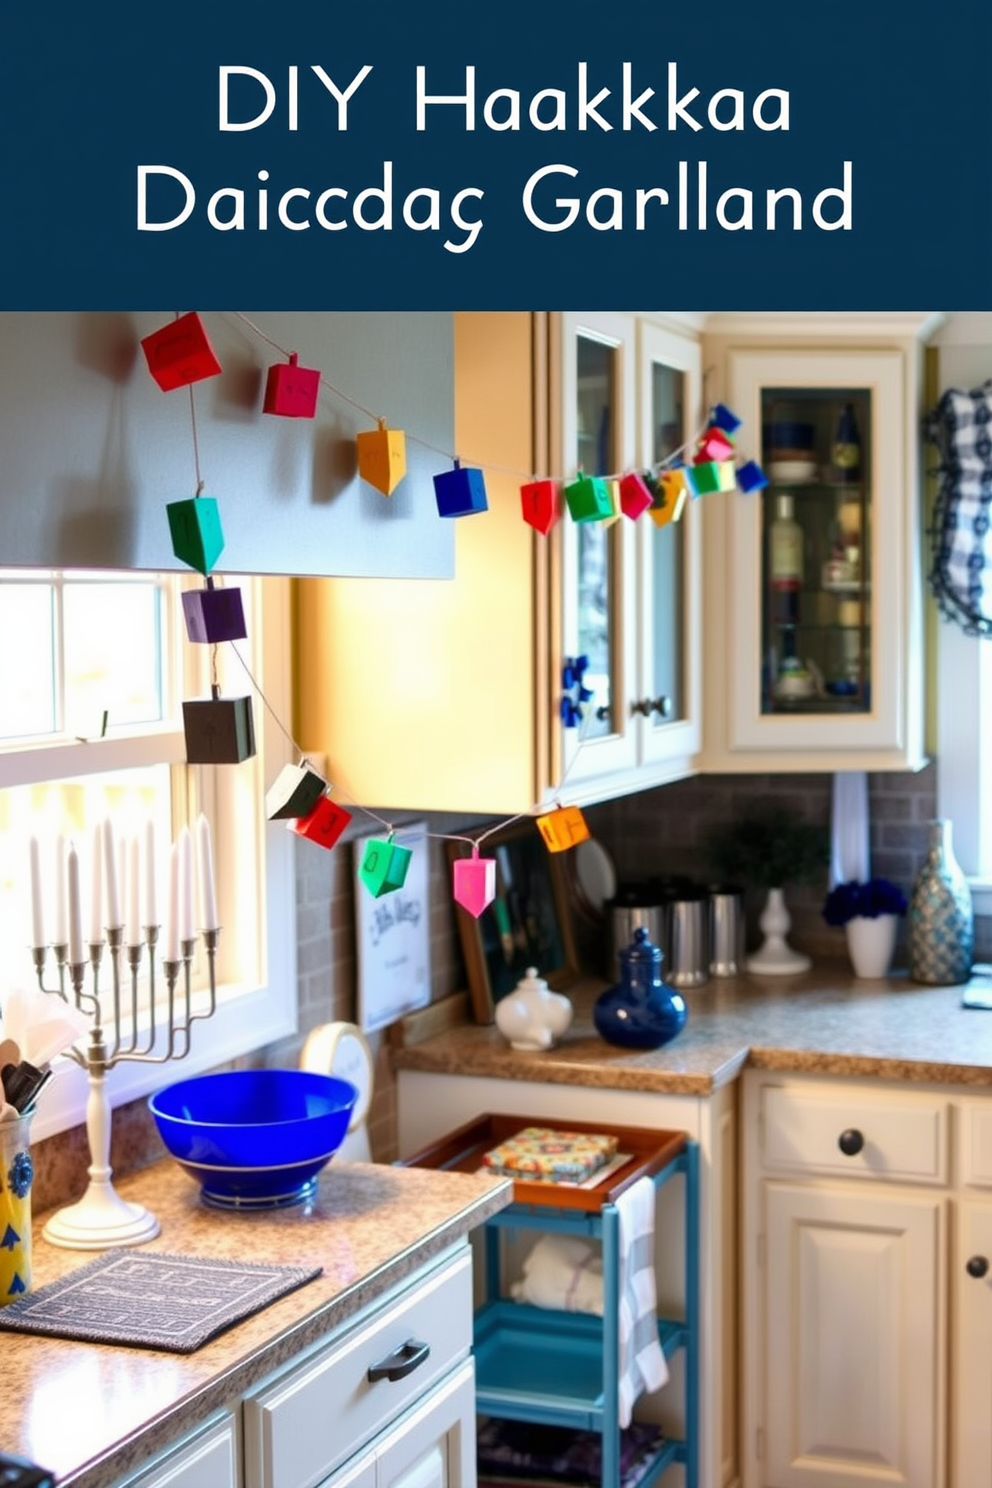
966;1255;990;1279
838;1128;865;1156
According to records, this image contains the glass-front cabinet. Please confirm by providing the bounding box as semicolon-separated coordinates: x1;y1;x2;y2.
702;343;925;768
554;312;702;801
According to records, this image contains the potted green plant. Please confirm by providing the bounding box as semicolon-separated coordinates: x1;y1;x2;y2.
707;805;829;975
822;877;907;978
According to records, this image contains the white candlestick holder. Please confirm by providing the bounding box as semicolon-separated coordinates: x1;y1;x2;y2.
34;924;219;1250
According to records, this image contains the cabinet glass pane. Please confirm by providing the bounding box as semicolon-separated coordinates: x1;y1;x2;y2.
760;387;872;716
649;361;685;726
575;334;620;739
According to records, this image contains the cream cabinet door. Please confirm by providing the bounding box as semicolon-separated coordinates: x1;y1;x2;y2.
951;1201;992;1488
761;1180;943;1488
375;1359;476;1488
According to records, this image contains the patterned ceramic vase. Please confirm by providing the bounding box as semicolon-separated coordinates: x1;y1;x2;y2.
0;1113;33;1303
908;819;973;985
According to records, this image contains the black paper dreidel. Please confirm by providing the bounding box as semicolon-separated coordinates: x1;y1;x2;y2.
183;688;256;764
265;762;327;821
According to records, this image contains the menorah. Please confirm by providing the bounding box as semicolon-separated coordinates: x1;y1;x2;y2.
30;816;219;1250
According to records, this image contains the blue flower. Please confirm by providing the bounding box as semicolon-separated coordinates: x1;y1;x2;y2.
822;877;908;927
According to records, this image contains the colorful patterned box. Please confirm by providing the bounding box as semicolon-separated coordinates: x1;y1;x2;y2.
482;1127;619;1183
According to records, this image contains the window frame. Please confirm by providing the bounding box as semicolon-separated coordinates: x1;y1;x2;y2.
935;612;992;916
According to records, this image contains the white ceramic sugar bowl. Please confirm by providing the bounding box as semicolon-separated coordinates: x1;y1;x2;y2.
495;967;573;1051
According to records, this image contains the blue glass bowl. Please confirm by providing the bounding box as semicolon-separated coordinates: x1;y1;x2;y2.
148;1069;358;1210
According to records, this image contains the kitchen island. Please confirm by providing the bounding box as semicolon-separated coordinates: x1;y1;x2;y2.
2;1158;511;1488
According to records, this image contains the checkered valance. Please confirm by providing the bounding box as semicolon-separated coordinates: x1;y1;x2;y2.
925;379;992;637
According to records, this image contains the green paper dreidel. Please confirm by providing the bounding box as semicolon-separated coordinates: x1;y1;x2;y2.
167;497;225;575
564;471;613;522
359;837;413;897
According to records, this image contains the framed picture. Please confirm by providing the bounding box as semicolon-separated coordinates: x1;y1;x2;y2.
354;821;431;1034
447;819;580;1025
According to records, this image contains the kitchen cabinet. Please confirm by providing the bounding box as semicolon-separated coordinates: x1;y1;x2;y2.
551;312;703;805
699;313;940;772
116;1414;238;1488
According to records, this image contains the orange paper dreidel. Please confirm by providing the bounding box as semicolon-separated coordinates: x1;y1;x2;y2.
453;845;496;917
357;419;408;496
535;806;590;853
649;470;690;528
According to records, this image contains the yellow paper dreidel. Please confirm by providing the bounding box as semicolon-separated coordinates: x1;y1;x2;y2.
649;469;691;528
359;836;413;897
357;419;408;496
453;844;496;917
535;806;590;853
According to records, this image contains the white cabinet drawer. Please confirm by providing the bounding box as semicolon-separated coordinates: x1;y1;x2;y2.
760;1082;949;1185
119;1414;238;1488
960;1101;992;1188
244;1249;473;1488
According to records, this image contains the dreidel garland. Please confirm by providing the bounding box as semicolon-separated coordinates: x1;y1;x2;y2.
141;311;769;922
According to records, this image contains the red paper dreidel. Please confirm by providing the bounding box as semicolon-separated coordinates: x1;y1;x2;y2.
263;352;320;419
182;695;256;764
291;795;353;851
434;459;488;517
141;312;222;392
619;471;654;521
167;497;225;575
357;419;408;496
181;584;246;644
695;427;736;463
564;471;613;522
452;845;497;918
359;837;413;897
520;478;562;535
265;762;327;821
535;806;590;853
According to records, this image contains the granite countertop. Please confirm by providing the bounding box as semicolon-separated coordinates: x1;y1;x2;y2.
391;962;992;1094
4;1158;511;1488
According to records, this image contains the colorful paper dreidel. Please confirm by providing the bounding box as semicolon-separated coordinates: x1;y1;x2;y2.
736;459;769;493
359;836;413;897
183;694;256;764
453;845;497;918
649;469;691;528
141;312;222;392
357;419;407;496
564;470;613;523
560;654;593;728
291;795;353;851
710;402;742;436
520;478;562;535
181;584;246;644
619;471;654;521
263;352;320;418
695;427;736;463
167;497;224;575
535;805;590;853
716;459;738;493
689;460;723;496
265;762;327;821
434;459;488;517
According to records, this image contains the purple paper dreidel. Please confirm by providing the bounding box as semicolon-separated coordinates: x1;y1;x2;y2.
181;585;246;644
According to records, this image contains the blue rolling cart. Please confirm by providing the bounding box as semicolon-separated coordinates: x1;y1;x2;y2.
402;1116;700;1488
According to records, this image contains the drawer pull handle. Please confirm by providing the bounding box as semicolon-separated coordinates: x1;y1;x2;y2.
838;1128;865;1157
966;1255;990;1279
367;1339;431;1383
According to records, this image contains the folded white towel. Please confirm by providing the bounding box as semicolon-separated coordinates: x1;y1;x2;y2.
615;1175;668;1428
510;1233;605;1314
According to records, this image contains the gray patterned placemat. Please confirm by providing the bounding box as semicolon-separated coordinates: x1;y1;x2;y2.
0;1251;323;1353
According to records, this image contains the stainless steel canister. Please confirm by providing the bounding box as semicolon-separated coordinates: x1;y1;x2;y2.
708;886;745;977
667;893;709;988
607;888;666;974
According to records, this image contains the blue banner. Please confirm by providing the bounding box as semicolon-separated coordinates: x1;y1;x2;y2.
3;0;989;309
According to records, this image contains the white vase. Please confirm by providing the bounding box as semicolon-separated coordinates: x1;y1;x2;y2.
845;913;897;979
746;887;811;975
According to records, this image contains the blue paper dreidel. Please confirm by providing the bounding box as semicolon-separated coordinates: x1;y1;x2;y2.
619;472;654;521
736;460;769;493
434;459;488;517
357;420;408;496
263;352;320;418
181;584;246;644
291;795;353;851
359;837;413;897
520;479;562;535
710;402;742;436
453;846;497;918
141;312;222;392
167;497;225;575
182;694;256;764
564;471;613;522
535;806;590;853
265;762;327;821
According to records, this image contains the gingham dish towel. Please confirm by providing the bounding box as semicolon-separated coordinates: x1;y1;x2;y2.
925;378;992;637
615;1176;669;1428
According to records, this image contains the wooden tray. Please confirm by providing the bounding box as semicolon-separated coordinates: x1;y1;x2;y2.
400;1113;686;1213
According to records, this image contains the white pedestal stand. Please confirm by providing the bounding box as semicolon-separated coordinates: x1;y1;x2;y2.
746;887;811;975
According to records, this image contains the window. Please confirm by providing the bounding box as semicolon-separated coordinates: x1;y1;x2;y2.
936;614;992;916
0;570;297;1140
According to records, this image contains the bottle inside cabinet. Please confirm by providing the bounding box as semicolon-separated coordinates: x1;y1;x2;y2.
760;389;872;716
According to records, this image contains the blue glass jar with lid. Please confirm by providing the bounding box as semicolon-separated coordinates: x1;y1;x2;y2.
593;926;688;1051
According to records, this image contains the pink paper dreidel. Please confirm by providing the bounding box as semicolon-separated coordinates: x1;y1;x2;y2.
618;471;654;521
453;848;497;918
263;353;320;418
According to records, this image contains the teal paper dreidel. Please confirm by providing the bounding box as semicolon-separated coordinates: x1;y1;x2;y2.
357;420;408;496
167;497;225;575
520;479;562;535
564;471;613;522
434;459;488;517
291;795;353;851
453;846;497;918
359;837;413;897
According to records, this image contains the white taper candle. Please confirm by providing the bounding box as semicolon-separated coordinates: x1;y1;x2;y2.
89;823;103;944
127;835;141;946
53;833;67;947
196;813;218;932
29;835;45;950
164;842;180;963
67;840;84;966
178;825;193;944
103;817;120;929
143;819;157;928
